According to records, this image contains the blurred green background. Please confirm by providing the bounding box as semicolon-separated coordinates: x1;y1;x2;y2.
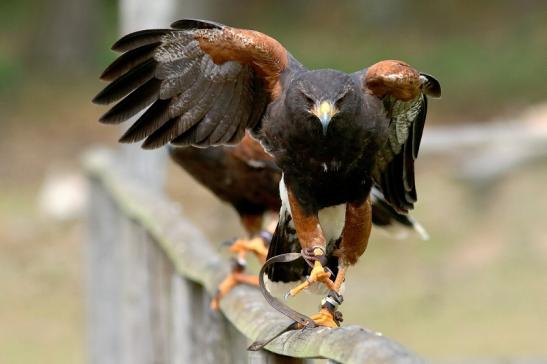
1;0;546;363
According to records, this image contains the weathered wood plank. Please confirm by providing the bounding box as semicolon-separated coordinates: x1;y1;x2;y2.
87;174;251;364
170;273;194;363
84;148;423;363
118;219;155;364
85;179;125;364
248;351;315;364
143;225;174;363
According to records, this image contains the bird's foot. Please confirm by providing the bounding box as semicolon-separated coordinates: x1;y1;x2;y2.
225;234;269;264
332;265;347;293
297;293;344;329
210;261;259;310
307;309;339;328
310;292;344;328
285;259;336;298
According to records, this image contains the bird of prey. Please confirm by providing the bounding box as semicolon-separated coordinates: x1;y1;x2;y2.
93;18;441;327
168;132;281;309
168;133;428;310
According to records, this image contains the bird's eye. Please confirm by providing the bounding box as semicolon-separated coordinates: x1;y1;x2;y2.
335;96;345;109
335;90;349;108
303;94;315;107
297;87;315;107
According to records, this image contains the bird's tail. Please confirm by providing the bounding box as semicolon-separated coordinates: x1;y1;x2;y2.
371;186;429;240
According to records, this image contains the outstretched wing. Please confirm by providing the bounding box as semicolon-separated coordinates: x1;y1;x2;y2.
93;19;297;149
362;60;441;213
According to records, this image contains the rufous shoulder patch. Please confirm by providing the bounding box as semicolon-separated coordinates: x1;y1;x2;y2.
364;60;421;101
195;27;288;99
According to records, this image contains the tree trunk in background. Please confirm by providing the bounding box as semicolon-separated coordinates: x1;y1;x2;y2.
120;0;214;32
116;0;214;189
28;0;98;72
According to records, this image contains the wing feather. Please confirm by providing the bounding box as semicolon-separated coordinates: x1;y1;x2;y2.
217;68;254;144
372;95;427;212
94;19;296;148
100;42;159;81
167;61;211;118
192;82;236;144
363;60;441;213
98;78;161;124
176;81;218;133
208;72;246;144
158;59;201;99
119;98;171;143
154;38;201;66
93;59;156;105
141;117;179;149
412;95;428;159
143;80;218;149
112;29;171;52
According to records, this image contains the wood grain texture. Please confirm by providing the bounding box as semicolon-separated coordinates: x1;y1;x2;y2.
84;148;424;364
86;180;125;364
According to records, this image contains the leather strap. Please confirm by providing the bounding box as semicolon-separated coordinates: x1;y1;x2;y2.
248;252;317;351
258;253;316;327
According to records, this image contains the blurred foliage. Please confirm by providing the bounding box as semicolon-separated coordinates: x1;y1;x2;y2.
1;0;546;121
218;0;547;121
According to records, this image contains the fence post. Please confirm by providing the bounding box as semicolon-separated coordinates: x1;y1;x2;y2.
84;149;424;363
85;151;297;363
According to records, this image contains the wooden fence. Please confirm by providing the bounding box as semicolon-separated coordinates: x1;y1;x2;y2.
84;149;423;364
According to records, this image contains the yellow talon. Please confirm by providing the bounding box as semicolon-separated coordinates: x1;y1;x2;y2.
296;308;339;329
287;260;337;297
228;237;268;264
210;271;259;310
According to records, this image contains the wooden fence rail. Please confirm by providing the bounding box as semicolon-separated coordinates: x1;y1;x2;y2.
84;148;424;364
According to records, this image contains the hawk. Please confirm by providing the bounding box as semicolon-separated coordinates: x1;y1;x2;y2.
169;133;281;310
93;19;441;327
168;134;428;311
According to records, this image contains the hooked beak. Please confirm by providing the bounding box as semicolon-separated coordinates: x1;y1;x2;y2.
311;100;338;136
319;112;332;136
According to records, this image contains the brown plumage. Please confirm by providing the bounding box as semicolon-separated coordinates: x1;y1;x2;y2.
169;133;280;310
170;132;427;242
93;19;441;327
169;133;281;235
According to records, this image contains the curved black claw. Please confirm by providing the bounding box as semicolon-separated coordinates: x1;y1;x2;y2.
333;310;344;325
284;290;291;301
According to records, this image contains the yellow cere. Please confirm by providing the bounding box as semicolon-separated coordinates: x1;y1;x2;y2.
312;100;338;118
319;101;333;115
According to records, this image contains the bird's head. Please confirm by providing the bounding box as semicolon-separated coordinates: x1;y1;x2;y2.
287;70;361;136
